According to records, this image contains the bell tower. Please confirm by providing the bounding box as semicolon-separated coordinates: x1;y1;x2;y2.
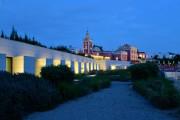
83;31;93;55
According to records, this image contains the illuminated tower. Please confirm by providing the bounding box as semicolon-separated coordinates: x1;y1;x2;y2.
83;31;93;55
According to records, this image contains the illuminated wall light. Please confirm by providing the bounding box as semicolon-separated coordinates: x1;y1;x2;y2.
97;64;99;70
13;56;24;74
74;61;79;74
81;62;85;73
86;63;90;72
91;55;111;60
53;59;61;66
65;60;71;68
94;63;96;70
6;57;13;73
35;58;46;76
91;63;93;71
111;65;116;70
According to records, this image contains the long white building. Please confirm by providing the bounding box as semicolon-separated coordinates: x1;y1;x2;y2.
0;38;101;76
0;38;131;76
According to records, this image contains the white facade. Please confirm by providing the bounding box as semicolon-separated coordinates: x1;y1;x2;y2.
96;60;131;71
164;72;180;80
0;38;99;76
0;38;131;75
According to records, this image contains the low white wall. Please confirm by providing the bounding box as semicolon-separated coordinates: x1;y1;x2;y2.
165;72;180;80
0;38;100;75
0;38;132;74
0;38;94;63
95;60;131;71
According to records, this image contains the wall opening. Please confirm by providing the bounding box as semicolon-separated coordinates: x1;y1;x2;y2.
65;60;71;68
35;58;46;76
91;63;93;71
53;59;61;66
6;57;13;73
86;63;89;72
111;65;116;70
74;61;79;74
97;64;100;70
13;56;24;74
94;63;96;70
81;62;85;73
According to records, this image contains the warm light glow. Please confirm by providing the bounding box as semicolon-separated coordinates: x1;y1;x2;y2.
13;56;24;74
91;63;93;71
97;64;100;70
111;65;116;70
35;58;46;76
6;57;12;73
81;62;85;73
86;63;90;72
74;61;79;74
91;55;111;60
96;60;106;70
65;60;71;68
94;63;96;70
104;57;111;60
53;59;61;66
91;55;104;60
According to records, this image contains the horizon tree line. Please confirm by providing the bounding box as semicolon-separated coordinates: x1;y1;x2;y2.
1;27;47;48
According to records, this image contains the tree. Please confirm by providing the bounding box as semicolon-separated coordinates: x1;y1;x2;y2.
173;54;180;64
153;54;159;60
10;27;19;40
23;34;29;42
50;46;72;53
18;36;23;41
1;31;5;38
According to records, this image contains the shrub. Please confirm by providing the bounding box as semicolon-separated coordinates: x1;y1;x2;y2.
0;72;61;120
84;76;111;91
133;78;180;109
14;73;61;111
74;73;87;80
86;78;101;91
88;70;98;75
57;75;111;101
100;77;112;88
41;65;75;85
129;62;160;80
97;70;131;82
58;82;89;101
0;71;13;80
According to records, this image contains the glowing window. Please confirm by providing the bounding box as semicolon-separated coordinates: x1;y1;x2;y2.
86;63;90;72
13;56;24;74
53;59;61;66
35;58;46;76
81;62;85;73
94;63;96;70
111;65;116;70
74;61;79;74
65;60;71;68
6;57;12;73
91;63;93;71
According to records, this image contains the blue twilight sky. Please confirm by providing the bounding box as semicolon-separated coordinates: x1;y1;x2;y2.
0;0;180;54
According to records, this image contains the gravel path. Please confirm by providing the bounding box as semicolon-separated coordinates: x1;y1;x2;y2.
26;82;177;120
